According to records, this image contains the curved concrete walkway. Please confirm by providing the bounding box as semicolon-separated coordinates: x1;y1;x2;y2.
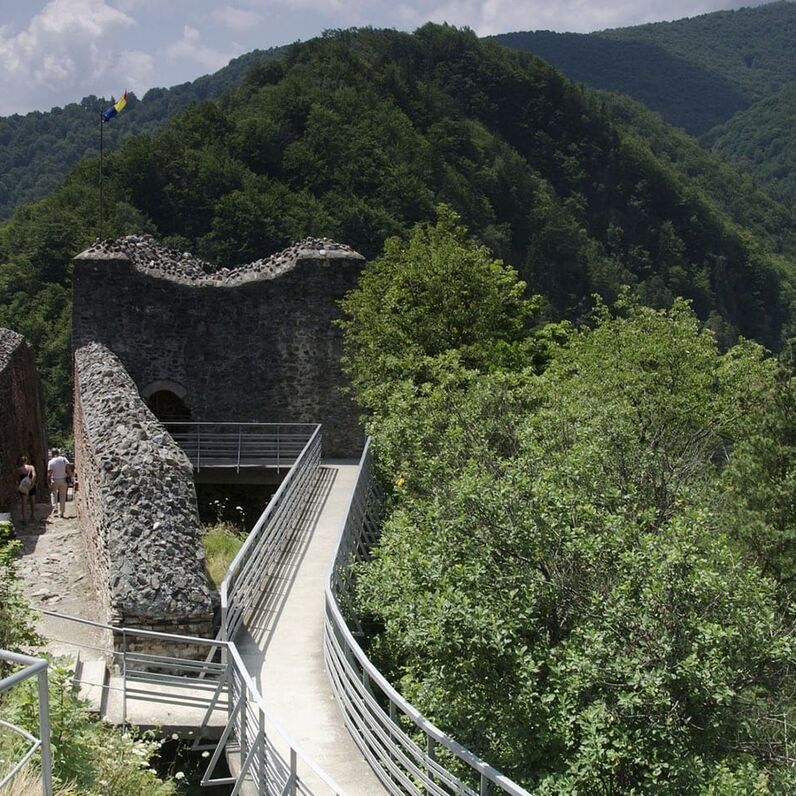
235;462;385;795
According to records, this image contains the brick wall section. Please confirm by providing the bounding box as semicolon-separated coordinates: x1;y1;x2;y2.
72;236;367;457
0;328;47;512
74;343;214;655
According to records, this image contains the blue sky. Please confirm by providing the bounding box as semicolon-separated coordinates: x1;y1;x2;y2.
0;0;774;116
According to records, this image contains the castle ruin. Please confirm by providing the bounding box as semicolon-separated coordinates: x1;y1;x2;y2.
72;236;366;457
71;235;366;647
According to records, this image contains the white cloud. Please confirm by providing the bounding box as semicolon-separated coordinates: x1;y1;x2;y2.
115;49;156;92
0;0;137;113
211;6;265;32
380;0;773;35
165;24;235;72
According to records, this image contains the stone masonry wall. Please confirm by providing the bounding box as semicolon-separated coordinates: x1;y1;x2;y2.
72;236;367;457
0;329;48;512
74;343;214;656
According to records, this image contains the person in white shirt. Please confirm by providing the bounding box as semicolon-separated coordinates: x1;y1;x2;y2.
48;448;73;518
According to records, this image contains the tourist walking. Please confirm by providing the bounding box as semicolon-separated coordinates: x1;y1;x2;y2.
48;448;72;518
16;455;37;524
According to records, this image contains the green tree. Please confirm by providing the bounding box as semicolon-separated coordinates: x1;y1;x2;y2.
338;205;537;410
355;298;795;792
720;373;796;602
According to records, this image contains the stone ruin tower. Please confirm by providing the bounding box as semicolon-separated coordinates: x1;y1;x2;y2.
72;235;366;456
71;235;366;649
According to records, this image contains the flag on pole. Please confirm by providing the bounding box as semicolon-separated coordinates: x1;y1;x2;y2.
102;90;128;123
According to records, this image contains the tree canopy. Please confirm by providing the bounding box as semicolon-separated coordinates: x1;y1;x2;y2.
341;219;796;791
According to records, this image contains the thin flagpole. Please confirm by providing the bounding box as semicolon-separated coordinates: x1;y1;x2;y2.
99;111;104;239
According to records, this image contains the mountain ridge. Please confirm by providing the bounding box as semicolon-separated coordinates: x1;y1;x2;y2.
2;23;796;436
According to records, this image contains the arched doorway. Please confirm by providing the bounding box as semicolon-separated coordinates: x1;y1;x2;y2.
141;380;191;423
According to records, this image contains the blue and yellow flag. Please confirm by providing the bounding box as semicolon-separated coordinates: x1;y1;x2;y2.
102;90;128;123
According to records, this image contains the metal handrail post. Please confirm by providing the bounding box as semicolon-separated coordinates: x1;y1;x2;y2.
197;424;202;470
425;736;437;796
289;748;297;796
237;424;242;473
36;665;53;796
239;685;248;766
121;628;128;731
259;709;267;794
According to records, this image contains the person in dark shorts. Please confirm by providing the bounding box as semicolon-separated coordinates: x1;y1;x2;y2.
16;455;37;524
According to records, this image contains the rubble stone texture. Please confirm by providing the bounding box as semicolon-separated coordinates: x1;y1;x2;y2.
0;328;48;512
73;342;214;653
73;235;367;457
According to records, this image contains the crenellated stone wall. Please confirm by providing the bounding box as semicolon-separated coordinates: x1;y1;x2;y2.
74;343;214;655
0;329;48;512
72;236;366;457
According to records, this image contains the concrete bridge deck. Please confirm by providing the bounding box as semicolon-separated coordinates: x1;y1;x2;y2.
235;462;383;795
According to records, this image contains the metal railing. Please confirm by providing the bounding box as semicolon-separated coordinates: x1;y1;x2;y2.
168;422;319;471
324;440;532;796
220;424;322;640
0;650;53;796
32;611;345;795
2;420;338;796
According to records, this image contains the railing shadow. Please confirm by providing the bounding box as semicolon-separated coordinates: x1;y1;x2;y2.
237;465;337;661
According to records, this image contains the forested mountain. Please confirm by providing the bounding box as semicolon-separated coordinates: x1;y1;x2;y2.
0;48;280;219
493;2;796;205
3;4;794;223
491;29;748;136
601;0;796;102
703;82;796;207
1;24;796;437
494;1;796;136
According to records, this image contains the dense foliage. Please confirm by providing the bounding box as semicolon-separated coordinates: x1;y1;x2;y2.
338;206;538;407
0;48;280;220
597;91;796;262
1;665;179;795
344;215;796;793
2;24;796;441
0;520;41;675
704;83;796;208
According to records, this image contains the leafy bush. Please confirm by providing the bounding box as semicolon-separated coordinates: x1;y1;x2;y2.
0;528;41;675
0;661;178;795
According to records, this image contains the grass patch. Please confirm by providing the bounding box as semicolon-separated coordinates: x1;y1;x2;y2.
202;522;247;591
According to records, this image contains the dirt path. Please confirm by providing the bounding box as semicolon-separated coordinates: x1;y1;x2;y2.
10;495;110;660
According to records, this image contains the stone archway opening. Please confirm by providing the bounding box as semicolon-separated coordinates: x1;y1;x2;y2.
141;380;191;423
146;390;191;422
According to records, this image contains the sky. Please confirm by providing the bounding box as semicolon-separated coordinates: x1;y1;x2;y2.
0;0;775;116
